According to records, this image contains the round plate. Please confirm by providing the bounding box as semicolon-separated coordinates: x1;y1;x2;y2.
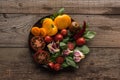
28;15;76;71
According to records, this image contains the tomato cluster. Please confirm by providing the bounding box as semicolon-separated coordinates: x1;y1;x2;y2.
29;11;96;71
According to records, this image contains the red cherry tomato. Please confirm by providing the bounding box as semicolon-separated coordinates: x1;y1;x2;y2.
54;63;61;71
67;42;75;50
76;37;86;46
60;29;68;36
44;36;53;43
56;56;64;64
55;34;63;41
48;62;54;69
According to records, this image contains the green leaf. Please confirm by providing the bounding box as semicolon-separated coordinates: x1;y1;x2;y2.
61;62;69;68
53;13;58;17
57;8;64;15
75;45;90;55
51;8;65;20
62;37;70;43
60;42;66;47
60;42;67;50
50;16;55;20
52;13;58;19
84;31;96;39
50;52;60;61
65;56;78;68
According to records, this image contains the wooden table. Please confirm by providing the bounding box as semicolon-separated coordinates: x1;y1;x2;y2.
0;0;120;80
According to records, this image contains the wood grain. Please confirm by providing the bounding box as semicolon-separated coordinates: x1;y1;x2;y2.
0;0;120;14
0;0;119;80
0;48;119;80
0;14;120;47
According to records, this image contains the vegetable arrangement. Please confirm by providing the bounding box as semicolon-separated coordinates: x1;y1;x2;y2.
29;8;96;71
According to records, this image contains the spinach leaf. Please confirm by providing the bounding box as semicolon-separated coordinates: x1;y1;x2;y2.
84;31;96;40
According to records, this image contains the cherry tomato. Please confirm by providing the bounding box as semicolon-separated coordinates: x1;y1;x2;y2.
54;63;61;71
55;34;63;41
67;42;75;50
60;29;68;36
48;62;54;69
44;36;53;43
76;37;86;46
56;56;64;64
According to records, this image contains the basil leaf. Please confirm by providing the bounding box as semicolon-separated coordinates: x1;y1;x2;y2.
50;52;60;61
60;42;67;50
63;37;70;43
60;42;66;47
50;8;64;20
58;8;64;15
84;31;96;39
75;45;90;55
65;56;78;68
61;62;69;68
50;16;55;20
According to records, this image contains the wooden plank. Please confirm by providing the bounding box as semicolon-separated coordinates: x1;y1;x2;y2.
0;14;120;47
0;48;119;80
0;0;120;14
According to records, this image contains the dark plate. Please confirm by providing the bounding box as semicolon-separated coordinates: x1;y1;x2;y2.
28;15;76;72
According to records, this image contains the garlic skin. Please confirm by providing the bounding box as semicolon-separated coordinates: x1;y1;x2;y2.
73;50;85;62
62;48;73;56
47;42;60;54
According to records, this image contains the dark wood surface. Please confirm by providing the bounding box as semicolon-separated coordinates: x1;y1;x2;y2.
0;0;120;14
0;0;120;80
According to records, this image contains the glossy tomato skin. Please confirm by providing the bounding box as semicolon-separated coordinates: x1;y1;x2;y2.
56;56;64;64
55;34;63;41
67;42;75;50
44;36;53;43
76;37;86;46
54;63;61;71
60;29;68;36
48;62;54;69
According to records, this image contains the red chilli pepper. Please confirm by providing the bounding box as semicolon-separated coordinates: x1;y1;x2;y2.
74;21;86;40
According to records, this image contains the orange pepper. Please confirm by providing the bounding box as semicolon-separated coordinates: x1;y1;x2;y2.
31;27;41;36
54;14;71;30
42;18;54;34
39;28;47;37
48;25;58;36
